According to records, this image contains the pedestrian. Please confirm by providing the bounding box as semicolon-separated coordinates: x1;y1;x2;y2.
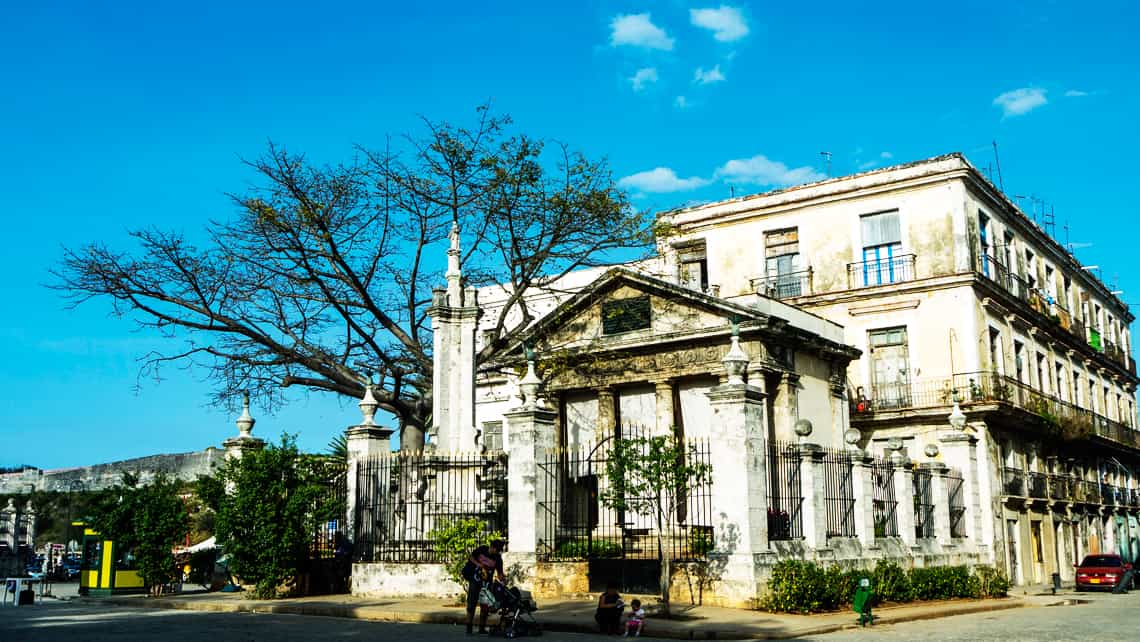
623;598;645;637
463;539;506;635
594;581;624;635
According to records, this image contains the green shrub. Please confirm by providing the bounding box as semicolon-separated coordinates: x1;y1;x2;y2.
823;565;868;608
973;566;1010;598
763;560;830;613
690;529;715;556
872;560;913;603
908;566;976;600
428;518;504;591
554;539;622;559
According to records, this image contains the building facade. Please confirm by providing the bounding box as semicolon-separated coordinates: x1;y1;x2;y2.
655;153;1140;586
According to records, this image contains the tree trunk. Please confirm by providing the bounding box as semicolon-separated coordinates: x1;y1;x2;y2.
401;422;425;452
658;511;671;618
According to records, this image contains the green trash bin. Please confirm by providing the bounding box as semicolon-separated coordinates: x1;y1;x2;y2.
852;578;874;626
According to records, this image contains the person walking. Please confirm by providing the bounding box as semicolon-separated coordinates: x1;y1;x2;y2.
463;539;505;635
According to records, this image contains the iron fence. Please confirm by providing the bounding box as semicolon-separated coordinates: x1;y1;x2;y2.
535;437;714;563
871;458;898;538
767;442;804;541
821;448;855;538
353;451;508;563
309;461;348;559
946;468;966;538
913;467;935;540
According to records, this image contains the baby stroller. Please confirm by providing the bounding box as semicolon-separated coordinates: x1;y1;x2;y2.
483;581;541;638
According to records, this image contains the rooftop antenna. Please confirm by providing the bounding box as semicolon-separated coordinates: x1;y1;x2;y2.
729;184;735;198
820;151;832;177
1063;219;1072;252
992;140;1005;192
1043;204;1056;238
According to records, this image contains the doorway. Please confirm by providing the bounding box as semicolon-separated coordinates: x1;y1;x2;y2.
869;327;910;409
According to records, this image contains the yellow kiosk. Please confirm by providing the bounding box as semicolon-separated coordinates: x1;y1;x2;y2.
77;524;144;595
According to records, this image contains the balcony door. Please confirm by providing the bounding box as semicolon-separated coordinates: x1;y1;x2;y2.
859;211;902;286
765;228;802;297
869;327;910;409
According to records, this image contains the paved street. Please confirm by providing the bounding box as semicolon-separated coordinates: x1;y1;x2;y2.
813;591;1140;641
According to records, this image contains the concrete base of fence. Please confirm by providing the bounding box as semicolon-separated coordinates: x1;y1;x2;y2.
351;563;455;599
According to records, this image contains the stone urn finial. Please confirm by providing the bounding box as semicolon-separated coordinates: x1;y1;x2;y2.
235;390;256;438
722;321;750;385
518;352;544;410
359;385;380;426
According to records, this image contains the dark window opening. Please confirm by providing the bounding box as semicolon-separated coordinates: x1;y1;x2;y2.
602;296;651;335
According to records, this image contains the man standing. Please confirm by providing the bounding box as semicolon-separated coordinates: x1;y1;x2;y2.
463;539;505;635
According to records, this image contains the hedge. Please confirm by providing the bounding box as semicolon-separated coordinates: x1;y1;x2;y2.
761;561;1009;614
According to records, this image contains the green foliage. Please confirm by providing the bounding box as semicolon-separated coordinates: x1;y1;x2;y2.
872;560;913;603
0;488;102;548
554;539;623;559
973;565;1010;598
763;561;1006;614
198;435;345;599
92;473;188;595
428;518;503;590
690;529;715;557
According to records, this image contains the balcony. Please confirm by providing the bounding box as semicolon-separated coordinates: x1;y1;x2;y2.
851;370;1140;450
1089;327;1103;352
1102;485;1117;506
848;254;916;289
1048;475;1070;501
1027;472;1048;499
751;269;812;300
1002;467;1026;496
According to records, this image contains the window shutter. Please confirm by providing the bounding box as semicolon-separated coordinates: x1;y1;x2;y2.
861;211;900;247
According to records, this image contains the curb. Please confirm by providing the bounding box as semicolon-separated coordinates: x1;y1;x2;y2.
96;595;1033;640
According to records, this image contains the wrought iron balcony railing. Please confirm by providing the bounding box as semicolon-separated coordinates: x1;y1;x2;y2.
848;253;916;289
751;269;812;299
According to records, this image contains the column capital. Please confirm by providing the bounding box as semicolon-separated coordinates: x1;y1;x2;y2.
706;382;766;404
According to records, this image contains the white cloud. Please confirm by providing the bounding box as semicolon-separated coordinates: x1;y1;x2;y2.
610;13;674;50
629;67;658;91
694;64;726;85
1064;89;1089;97
715;155;825;186
858;160;878;170
690;6;749;42
618;167;709;193
993;87;1048;117
880;151;893;159
674;95;689;109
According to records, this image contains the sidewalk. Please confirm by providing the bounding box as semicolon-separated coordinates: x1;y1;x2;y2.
94;588;1043;640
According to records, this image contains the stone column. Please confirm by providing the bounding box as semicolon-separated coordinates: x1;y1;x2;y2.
344;386;394;551
703;330;770;606
799;445;828;549
1;499;16;549
772;372;801;439
597;387;616;441
21;501;35;548
851;452;877;547
894;455;917;547
503;359;557;588
940;432;982;545
654;379;676;437
223;392;267;461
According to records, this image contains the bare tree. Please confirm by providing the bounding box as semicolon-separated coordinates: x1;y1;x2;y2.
53;105;651;448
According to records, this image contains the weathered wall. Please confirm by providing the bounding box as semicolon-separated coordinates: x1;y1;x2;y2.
0;448;224;494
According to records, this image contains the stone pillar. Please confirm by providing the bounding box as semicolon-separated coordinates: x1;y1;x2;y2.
427;222;480;453
223;392;266;461
597;387;616;441
21;501;35;548
940;432;982;545
703;330;770;605
851;452;877;547
1;499;16;549
772;372;801;439
654;379;675;436
800;444;828;549
344;386;394;549
894;455;917;547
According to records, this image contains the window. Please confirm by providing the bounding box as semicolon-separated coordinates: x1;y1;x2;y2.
1073;371;1082;406
989;328;1003;374
1064;277;1073;311
675;240;708;292
1055;363;1065;402
1045;265;1056;300
1024;250;1037;289
979;211;991;276
480;421;503;452
1031;521;1044;563
765;227;803;297
1090;379;1098;413
1036;353;1047;393
869;327;911;408
1003;232;1015;270
601;296;651;335
1014;341;1025;383
858;211;904;285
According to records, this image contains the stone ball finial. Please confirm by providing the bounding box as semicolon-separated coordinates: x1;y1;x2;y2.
359;385;380;426
518;355;545;410
794;419;814;438
235;390;256;438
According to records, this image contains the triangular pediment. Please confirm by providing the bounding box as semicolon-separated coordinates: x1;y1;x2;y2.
490;267;775;363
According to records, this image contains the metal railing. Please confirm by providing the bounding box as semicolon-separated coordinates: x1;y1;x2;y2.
535;436;714;563
946;468;966;538
751;269;812;299
1027;472;1048;499
913;468;935;539
821;448;856;538
848;253;916;289
872;458;898;538
767;442;804;541
353;451;509;563
1048;474;1070;501
1002;467;1026;497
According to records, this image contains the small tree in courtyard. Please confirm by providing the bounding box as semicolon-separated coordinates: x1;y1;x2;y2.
92;473;188;597
600;434;712;617
197;434;344;599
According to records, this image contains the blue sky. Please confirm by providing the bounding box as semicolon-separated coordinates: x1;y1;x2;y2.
1;1;1137;468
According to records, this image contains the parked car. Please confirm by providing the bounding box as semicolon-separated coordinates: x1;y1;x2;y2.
1075;554;1134;592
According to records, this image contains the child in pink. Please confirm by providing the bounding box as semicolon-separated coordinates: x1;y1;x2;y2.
623;599;645;637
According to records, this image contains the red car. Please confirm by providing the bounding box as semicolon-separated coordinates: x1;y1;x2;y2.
1074;554;1133;592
